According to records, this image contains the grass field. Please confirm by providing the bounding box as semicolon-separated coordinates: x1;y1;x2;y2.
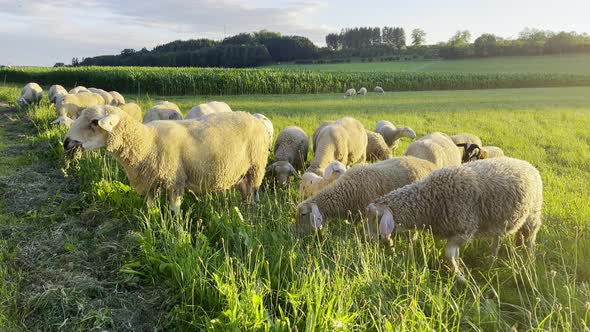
268;54;590;74
1;84;590;330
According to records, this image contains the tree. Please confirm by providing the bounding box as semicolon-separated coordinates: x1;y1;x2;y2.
411;28;426;46
448;30;471;46
120;48;136;56
392;27;406;49
325;33;341;50
545;31;576;54
53;62;65;68
474;33;498;57
71;57;79;66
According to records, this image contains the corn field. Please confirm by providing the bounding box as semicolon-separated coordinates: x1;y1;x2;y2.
2;66;590;95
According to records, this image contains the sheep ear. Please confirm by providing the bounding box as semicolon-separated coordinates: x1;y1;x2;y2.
379;208;395;239
311;203;323;229
97;114;120;132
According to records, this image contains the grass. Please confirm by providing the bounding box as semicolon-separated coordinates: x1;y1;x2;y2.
268;53;590;74
1;84;590;330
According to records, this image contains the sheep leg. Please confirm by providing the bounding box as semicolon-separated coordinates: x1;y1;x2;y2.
491;236;501;258
516;212;542;254
445;237;467;282
170;194;183;216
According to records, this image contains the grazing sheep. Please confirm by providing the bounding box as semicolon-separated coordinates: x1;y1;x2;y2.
118;103;142;122
63;106;270;214
374;86;385;93
48;85;68;104
69;86;89;94
452;133;484;162
298;161;346;199
366;157;543;280
451;133;483;147
53;92;105;126
143;101;183;123
295;157;437;236
185;101;232;120
253;113;274;149
16;83;43;106
404;132;462;169
481;146;505;159
109;91;126;106
366;130;392;162
307;117;368;175
312;121;333;153
358;87;367;96
344;88;357;98
88;88;114;105
374;120;417;152
266;126;309;185
323;160;347;183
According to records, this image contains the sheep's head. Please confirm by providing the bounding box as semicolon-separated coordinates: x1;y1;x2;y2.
457;143;483;163
365;203;399;242
324;161;346;182
266;161;299;185
299;172;324;200
64;105;121;152
295;202;323;237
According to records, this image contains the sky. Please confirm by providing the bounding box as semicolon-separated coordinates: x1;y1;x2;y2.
1;0;589;66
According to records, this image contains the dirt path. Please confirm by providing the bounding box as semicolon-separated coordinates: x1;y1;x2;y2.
0;104;166;331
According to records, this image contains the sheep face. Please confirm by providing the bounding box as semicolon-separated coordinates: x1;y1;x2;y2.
64;110;120;152
299;172;323;199
366;203;406;242
267;161;298;185
457;143;483;163
324;161;346;182
295;202;323;236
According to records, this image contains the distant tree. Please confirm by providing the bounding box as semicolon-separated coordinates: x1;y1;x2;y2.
222;33;256;45
120;48;136;56
392;27;406;49
139;47;149;53
254;30;281;44
518;28;553;42
474;33;498;57
545;31;577;54
71;57;79;66
53;62;65;68
448;30;471;46
325;33;341;50
411;28;426;46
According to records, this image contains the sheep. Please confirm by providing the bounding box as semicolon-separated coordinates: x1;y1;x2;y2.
63;105;270;214
109;91;126;106
143;101;183;123
366;130;392;162
404;132;462;169
48;85;68;104
69;86;89;94
298;161;346;200
52;92;105;126
253;113;274;150
185;101;232;120
374;86;385;93
451;133;483;147
312;121;333;153
118;103;143;122
16;83;43;106
88;88;114;105
307;117;368;176
481;146;505;159
295;156;437;236
374;120;417;152
266;126;309;185
358;87;367;96
366;157;543;280
344;88;357;98
452;133;485;162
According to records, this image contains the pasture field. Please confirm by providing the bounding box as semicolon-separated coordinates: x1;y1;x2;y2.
0;84;590;330
268;54;590;74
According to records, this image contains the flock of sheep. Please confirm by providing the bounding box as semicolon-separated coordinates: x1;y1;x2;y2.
16;82;543;281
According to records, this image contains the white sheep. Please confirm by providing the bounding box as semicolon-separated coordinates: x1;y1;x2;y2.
344;88;357;98
253;113;274;150
452;133;485;162
358;87;367;96
298;161;346;199
366;157;543;280
52;92;105;126
63;105;270;214
88;88;114;105
118;103;143;122
481;146;505;159
48;85;68;104
69;86;89;94
109;91;126;106
185;101;232;120
295;157;437;236
366;130;392;162
374;86;385;93
143;101;183;123
307;117;368;175
374;120;417;152
404;132;462;169
266;126;309;185
16;83;44;106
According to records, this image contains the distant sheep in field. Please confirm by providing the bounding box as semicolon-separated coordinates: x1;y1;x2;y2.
374;86;385;93
16;83;43;106
143;101;183;123
344;88;357;98
358;87;367;96
69;86;89;94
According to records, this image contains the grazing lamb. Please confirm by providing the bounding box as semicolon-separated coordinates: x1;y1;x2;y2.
404;132;462;168
143;101;183;123
109;91;126;106
307;117;368;175
118;103;142;122
53;92;105;126
366;130;392;162
69;86;89;94
358;87;367;96
344;88;357;98
374;86;385;93
185;101;232;120
298;161;346;199
16;83;44;106
366;157;543;280
374;120;417;152
253;113;274;149
63;106;270;214
295;157;437;236
48;85;68;104
266;126;309;185
88;88;114;105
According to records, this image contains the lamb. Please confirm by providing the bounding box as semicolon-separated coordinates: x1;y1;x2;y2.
452;133;484;162
481;146;505;159
366;130;392;162
143;101;183;123
185;101;232;120
48;85;68;104
307;117;368;175
374;86;385;93
52;92;105;126
266;126;309;185
295;157;437;236
118;103;143;122
88;88;114;105
323;160;347;183
374;120;417;152
16;83;44;106
253;113;274;149
404;132;462;169
366;157;543;280
358;87;367;96
63;105;270;214
298;161;346;200
344;88;357;98
69;86;89;94
109;91;126;106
